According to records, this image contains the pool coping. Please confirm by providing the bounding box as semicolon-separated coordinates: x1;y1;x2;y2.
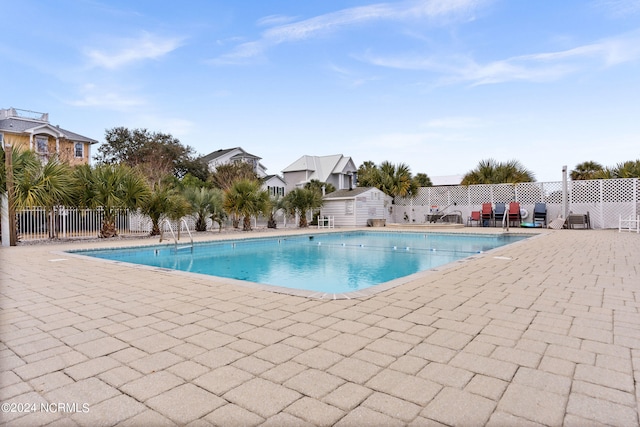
56;228;544;300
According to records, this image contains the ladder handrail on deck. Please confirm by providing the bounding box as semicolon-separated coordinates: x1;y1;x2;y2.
160;219;194;252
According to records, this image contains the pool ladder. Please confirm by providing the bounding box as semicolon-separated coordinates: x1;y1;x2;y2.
160;219;194;253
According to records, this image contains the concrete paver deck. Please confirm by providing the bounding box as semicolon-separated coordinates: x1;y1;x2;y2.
1;227;639;426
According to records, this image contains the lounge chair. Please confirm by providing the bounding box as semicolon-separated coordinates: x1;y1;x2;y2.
533;203;547;226
467;211;481;227
567;212;590;229
508;202;522;227
481;203;493;227
494;203;506;227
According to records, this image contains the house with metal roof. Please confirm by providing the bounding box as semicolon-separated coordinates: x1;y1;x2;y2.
0;108;98;164
282;154;358;193
202;147;286;196
201;147;269;178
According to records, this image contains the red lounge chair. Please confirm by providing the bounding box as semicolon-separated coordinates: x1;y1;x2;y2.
508;202;522;226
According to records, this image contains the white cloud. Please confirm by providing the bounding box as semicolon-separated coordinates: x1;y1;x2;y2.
85;31;184;69
212;0;487;64
592;0;640;17
67;83;145;110
362;29;640;85
256;14;299;27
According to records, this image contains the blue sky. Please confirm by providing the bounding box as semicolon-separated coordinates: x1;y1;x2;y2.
3;0;640;182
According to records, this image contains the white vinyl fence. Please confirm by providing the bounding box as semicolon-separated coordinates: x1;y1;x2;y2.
393;178;639;230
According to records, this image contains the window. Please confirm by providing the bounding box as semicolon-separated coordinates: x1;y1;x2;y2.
74;142;84;158
0;133;3;149
36;136;48;153
345;200;354;215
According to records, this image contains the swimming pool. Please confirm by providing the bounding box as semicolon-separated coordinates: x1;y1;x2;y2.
71;231;529;295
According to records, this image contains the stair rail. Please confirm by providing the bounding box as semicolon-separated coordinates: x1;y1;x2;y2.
159;219;194;253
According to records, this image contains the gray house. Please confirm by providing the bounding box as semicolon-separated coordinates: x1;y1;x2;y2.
320;187;392;227
282;154;357;193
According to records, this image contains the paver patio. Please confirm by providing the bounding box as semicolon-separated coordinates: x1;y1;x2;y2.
1;227;639;426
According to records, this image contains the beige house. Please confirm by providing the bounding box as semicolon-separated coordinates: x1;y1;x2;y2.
0;108;97;164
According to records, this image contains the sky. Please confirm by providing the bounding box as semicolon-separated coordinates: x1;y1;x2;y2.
2;0;640;183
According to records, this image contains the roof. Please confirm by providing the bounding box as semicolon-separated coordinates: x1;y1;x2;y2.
200;147;261;163
282;154;356;181
323;186;384;199
0;118;98;144
262;174;286;184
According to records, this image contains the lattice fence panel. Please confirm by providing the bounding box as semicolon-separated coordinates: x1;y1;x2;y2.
493;184;517;203
468;185;493;205
599;179;637;229
390;178;638;228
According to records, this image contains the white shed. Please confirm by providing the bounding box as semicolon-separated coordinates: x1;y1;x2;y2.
321;187;392;227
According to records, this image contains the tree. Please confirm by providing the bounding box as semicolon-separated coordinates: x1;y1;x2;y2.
612;160;640;178
74;164;150;238
2;149;77;238
282;188;324;228
95;127;205;185
304;179;336;196
183;186;224;232
461;159;535;185
357;160;381;188
209;162;258;191
413;173;433;187
379;161;417;198
266;194;285;229
223;179;270;231
571;161;604;180
357;161;418;198
139;185;190;236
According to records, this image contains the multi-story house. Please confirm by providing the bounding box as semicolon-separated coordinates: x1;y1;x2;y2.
282;154;358;193
0;108;97;164
202;147;286;196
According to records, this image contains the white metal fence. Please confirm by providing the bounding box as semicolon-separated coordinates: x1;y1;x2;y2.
5;207;295;242
392;178;639;229
11;207;152;240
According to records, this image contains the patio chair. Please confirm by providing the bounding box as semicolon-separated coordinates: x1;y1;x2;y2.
494;203;506;227
567;212;590;229
481;203;493;227
508;202;522;227
467;211;481;227
533;203;547;226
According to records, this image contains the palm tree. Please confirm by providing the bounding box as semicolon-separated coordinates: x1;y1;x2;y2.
282;188;323;228
267;194;285;229
612;160;640;178
3;150;77;238
183;186;224;231
357;161;418;198
304;179;336;195
140;185;191;236
379;161;417;198
223;179;270;231
461;159;535;185
570;161;604;180
74;164;150;238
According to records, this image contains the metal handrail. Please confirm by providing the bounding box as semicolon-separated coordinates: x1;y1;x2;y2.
159;219;194;253
180;218;194;252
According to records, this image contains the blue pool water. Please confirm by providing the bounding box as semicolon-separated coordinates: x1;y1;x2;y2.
72;231;529;294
